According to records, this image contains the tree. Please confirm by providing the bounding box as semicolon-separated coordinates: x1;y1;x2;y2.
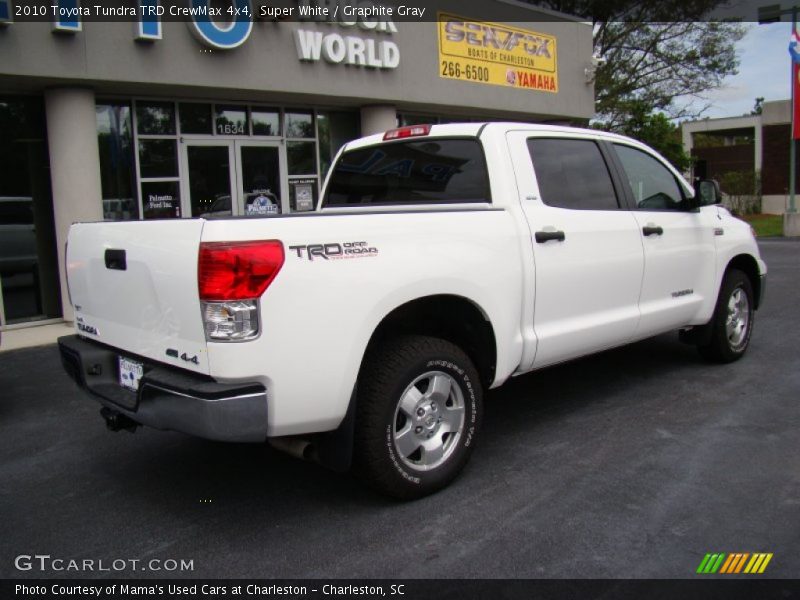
529;1;745;166
592;21;745;129
605;101;692;170
751;97;764;116
532;1;746;127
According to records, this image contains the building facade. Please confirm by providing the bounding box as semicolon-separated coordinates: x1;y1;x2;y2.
0;2;595;330
682;100;796;216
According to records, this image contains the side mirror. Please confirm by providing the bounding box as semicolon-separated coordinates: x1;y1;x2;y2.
694;179;722;207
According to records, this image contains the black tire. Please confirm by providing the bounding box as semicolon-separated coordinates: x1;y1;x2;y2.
353;335;483;500
697;268;754;363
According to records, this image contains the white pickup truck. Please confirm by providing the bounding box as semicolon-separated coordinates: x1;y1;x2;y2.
59;123;766;498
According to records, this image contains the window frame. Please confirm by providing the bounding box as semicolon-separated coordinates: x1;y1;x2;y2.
607;141;695;212
526;136;626;211
108;96;353;220
321;135;493;209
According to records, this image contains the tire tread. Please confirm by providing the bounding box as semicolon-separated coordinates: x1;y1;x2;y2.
353;335;481;499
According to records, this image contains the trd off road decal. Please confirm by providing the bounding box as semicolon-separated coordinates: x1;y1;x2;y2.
289;242;379;261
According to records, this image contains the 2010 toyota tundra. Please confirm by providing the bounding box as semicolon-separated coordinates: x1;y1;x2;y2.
58;123;767;499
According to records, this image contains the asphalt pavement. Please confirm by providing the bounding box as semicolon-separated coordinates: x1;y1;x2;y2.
1;239;798;579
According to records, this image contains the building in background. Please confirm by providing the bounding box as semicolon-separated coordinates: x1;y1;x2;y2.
682;100;796;215
0;3;595;332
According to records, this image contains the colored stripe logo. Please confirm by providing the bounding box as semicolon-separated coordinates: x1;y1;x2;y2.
696;552;773;574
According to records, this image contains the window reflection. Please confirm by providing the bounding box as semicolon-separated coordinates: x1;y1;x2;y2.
286;111;314;138
252;109;281;136
136;101;175;135
97;102;138;220
287;141;317;175
139;139;178;179
215;105;248;136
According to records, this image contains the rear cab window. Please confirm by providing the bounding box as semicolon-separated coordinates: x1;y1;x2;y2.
323;138;491;207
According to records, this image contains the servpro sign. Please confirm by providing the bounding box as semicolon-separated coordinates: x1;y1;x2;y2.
437;12;558;93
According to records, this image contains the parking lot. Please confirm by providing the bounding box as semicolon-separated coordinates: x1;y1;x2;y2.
1;239;798;579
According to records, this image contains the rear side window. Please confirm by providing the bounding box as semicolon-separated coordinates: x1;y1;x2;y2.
527;138;620;210
323;138;490;207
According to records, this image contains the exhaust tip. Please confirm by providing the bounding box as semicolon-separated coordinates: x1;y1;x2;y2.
269;437;315;461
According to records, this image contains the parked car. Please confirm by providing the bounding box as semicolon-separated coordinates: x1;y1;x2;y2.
58;123;767;498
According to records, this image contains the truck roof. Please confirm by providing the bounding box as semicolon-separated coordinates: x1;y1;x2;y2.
345;122;637;152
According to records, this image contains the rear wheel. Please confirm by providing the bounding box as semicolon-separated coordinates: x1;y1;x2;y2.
353;335;482;500
698;268;754;363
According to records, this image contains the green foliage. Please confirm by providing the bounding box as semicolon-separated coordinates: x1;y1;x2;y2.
718;170;762;215
741;213;782;237
592;101;691;170
591;19;745;128
532;1;746;129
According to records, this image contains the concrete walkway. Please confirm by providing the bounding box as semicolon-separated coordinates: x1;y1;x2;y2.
0;322;73;352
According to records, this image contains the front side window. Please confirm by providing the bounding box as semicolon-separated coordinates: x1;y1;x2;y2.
614;144;685;210
527;138;619;210
324;138;490;207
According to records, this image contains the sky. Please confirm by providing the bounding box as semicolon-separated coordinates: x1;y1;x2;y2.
676;21;792;119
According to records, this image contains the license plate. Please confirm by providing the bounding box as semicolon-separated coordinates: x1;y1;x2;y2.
118;356;143;392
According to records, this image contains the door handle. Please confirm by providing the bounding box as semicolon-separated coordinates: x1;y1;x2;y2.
642;225;664;237
104;249;127;271
535;230;566;243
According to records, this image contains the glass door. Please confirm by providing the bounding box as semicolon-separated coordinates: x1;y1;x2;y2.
235;142;288;216
181;141;236;218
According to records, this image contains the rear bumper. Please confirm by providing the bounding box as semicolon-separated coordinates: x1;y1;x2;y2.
58;335;268;442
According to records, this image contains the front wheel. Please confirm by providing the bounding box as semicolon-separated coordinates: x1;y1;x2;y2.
698;268;754;363
353;335;483;500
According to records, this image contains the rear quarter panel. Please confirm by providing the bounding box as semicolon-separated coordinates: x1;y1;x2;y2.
201;209;524;436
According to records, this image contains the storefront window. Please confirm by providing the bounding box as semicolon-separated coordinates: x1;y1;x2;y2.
139;139;178;179
287;141;317;175
96;102;138;220
125;101;356;220
179;103;212;135
0;97;61;326
136;101;175;135
286;111;314;138
317;111;360;179
399;114;438;126
241;146;282;216
215;105;248;136
289;178;317;212
252;109;281;136
141;181;181;219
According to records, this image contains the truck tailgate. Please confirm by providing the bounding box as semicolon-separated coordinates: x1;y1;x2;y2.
66;219;210;374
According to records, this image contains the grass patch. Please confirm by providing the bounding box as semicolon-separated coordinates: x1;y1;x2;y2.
740;214;783;238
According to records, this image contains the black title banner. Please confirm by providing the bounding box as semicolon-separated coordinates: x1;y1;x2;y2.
1;0;787;23
4;579;800;600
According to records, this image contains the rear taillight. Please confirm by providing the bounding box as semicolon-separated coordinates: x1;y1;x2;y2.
198;241;284;342
383;124;431;141
198;240;284;301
